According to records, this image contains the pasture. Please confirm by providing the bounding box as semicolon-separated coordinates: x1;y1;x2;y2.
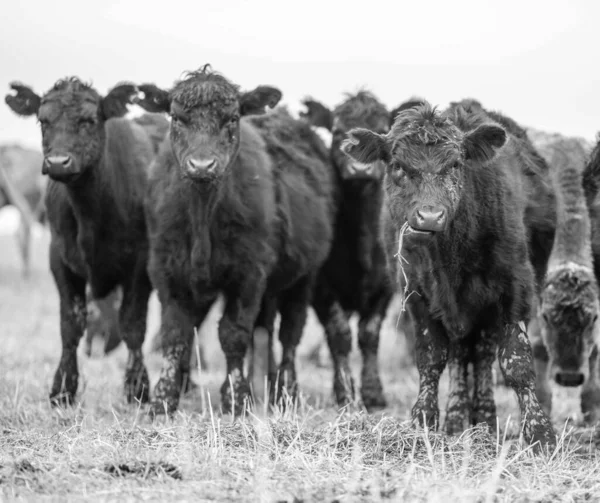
0;225;599;502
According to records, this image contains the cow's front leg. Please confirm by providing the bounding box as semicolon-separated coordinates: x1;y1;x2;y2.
498;322;556;451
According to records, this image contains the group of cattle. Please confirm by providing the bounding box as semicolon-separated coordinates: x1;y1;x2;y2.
4;64;600;453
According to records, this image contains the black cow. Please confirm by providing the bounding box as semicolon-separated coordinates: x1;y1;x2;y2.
137;65;336;415
4;79;168;406
300;91;394;410
341;101;556;450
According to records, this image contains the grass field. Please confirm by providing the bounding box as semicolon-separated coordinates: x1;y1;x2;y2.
1;229;600;502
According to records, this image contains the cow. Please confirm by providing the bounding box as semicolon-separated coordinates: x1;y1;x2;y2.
82;113;170;358
136;65;336;416
299;91;394;410
340;101;556;450
4;79;169;406
532;136;600;423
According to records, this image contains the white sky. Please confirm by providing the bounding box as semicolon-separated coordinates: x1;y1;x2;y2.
1;0;598;149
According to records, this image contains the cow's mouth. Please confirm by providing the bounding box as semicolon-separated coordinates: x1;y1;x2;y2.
406;225;435;236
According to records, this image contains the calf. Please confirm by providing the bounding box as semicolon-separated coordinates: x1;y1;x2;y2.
137;66;335;415
5;79;166;405
534;137;600;423
300;91;394;409
341;102;556;449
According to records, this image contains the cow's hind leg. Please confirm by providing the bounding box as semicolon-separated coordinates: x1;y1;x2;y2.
471;334;497;431
49;243;87;407
410;298;449;430
357;291;392;410
119;264;152;403
498;322;556;451
276;277;313;406
444;339;471;435
249;296;277;407
314;288;355;408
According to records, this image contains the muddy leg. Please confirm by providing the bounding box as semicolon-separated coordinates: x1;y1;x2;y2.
444;339;471;435
410;298;449;429
49;243;87;407
276;278;313;405
357;293;391;410
498;322;556;450
119;265;152;403
219;282;266;416
582;346;600;424
315;299;355;407
471;334;497;431
150;301;204;415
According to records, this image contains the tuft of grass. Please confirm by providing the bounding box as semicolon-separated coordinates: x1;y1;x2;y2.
0;233;599;501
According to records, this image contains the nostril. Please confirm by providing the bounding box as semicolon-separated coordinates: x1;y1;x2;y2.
433;210;445;222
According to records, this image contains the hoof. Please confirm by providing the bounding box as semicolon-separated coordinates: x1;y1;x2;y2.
527;426;557;454
220;378;251;417
444;413;470;436
411;401;440;430
333;369;355;409
147;399;177;418
49;390;76;408
361;377;387;411
50;368;78;408
361;392;387;412
125;365;150;404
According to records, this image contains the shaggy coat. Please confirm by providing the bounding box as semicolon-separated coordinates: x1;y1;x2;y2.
341;101;556;449
4;79;166;405
300;91;394;410
138;67;336;415
535;137;600;422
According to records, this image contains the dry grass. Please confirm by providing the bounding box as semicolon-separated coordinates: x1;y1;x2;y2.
1;231;600;502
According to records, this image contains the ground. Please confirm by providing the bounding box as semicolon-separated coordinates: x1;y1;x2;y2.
1;229;600;502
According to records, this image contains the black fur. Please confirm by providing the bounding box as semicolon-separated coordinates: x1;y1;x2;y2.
301;91;395;410
4;77;160;406
141;67;335;415
344;100;556;449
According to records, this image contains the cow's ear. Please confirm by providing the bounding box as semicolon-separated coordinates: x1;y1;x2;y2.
136;83;170;114
5;82;41;116
239;86;282;116
300;98;334;131
463;124;507;163
341;128;389;164
101;82;139;120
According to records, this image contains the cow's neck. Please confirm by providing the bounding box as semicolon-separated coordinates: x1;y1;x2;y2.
65;158;113;219
188;171;229;274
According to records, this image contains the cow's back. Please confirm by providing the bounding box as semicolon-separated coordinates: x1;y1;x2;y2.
249;109;337;289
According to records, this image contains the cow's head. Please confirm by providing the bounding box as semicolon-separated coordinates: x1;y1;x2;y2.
539;267;600;389
301;91;390;181
342;102;507;238
137;65;281;183
389;97;426;128
5;79;138;182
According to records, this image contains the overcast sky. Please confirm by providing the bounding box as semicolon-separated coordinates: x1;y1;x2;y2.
0;0;598;150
